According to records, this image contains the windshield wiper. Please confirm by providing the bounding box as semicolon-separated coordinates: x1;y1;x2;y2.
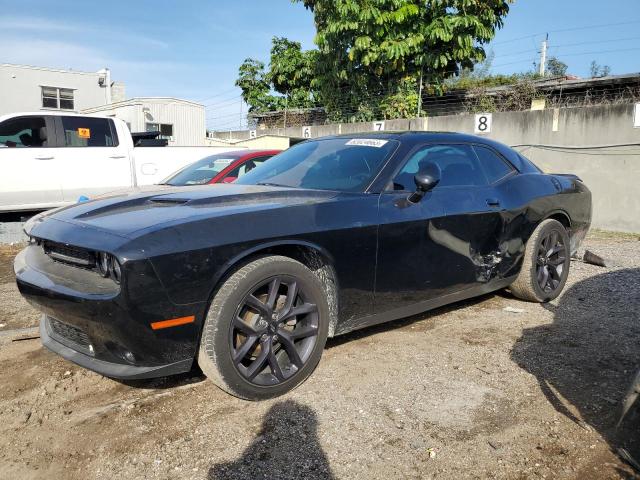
256;182;294;188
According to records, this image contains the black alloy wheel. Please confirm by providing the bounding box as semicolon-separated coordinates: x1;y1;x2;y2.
535;230;567;293
198;255;329;400
231;276;319;386
510;218;571;303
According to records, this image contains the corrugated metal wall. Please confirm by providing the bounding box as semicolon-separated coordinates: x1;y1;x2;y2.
141;100;205;146
84;98;206;146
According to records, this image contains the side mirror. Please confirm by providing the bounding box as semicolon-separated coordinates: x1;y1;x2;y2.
408;163;440;203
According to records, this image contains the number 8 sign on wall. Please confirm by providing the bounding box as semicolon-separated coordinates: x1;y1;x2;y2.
474;113;492;134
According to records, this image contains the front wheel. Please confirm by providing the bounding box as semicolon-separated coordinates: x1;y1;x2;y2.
198;255;329;400
510;219;571;302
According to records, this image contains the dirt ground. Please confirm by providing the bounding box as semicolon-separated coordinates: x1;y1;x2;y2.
0;232;638;480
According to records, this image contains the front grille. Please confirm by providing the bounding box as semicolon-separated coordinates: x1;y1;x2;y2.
42;240;96;269
49;318;93;354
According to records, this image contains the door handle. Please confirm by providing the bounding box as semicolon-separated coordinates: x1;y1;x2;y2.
34;155;54;160
109;155;127;159
486;198;501;207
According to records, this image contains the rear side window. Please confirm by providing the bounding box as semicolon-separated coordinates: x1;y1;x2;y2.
473;145;514;184
61;117;118;147
0;116;47;148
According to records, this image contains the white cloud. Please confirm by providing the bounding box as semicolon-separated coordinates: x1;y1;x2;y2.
0;16;169;49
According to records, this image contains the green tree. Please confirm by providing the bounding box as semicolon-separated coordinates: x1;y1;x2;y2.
236;37;319;113
546;56;568;77
235;58;281;112
295;0;513;120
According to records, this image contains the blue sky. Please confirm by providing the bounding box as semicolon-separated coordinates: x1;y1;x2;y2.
1;0;639;130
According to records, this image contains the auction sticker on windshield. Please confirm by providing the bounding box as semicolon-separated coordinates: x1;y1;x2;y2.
345;139;389;148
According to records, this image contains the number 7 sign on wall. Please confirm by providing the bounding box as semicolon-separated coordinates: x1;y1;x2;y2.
474;113;492;134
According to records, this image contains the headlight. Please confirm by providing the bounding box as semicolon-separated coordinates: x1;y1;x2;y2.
97;252;111;277
96;252;121;283
111;258;122;284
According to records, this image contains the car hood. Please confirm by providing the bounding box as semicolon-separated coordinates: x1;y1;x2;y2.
33;184;339;239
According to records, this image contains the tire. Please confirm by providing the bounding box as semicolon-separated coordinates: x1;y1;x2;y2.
510;219;571;302
198;255;329;400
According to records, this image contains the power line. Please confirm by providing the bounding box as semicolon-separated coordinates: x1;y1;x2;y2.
196;87;241;104
492;19;640;46
202;94;244;109
493;46;640;69
550;35;640;50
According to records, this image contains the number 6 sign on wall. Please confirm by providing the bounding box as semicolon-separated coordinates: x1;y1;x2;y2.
474;113;492;134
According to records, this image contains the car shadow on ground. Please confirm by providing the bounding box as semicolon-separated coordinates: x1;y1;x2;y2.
511;268;640;471
326;291;498;349
115;369;206;390
208;400;335;479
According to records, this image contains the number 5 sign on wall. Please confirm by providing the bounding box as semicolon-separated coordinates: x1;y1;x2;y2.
474;113;492;134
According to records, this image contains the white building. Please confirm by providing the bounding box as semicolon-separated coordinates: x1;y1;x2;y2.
0;63;125;115
83;97;206;146
0;64;207;146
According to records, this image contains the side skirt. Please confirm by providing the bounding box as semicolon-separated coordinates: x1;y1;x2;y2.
334;276;517;336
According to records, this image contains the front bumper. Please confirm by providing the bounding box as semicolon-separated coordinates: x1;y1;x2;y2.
40;315;192;379
15;245;206;380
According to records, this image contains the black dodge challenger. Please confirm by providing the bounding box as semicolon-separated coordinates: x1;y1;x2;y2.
15;132;591;400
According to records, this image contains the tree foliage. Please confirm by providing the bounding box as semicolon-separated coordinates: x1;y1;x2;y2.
546;57;568;77
590;60;611;78
237;0;513;121
235;59;279;112
236;37;318;113
295;0;512;119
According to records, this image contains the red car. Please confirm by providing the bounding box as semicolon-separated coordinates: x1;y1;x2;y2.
163;149;281;186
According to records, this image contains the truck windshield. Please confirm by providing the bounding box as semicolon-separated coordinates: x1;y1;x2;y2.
236;138;399;192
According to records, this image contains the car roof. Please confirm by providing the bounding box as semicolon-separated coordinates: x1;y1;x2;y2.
320;130;498;145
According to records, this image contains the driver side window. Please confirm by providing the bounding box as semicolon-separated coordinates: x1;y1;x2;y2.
0;116;48;148
393;144;485;191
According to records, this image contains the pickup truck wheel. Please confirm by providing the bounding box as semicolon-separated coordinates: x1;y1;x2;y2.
510;219;570;302
198;255;329;400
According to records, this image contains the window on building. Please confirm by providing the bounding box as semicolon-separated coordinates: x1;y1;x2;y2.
41;87;75;110
146;122;173;140
0;116;47;148
61;116;118;147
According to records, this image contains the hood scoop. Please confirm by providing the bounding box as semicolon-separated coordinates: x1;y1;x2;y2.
148;196;190;205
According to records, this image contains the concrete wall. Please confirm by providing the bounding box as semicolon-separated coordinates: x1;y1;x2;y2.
213;103;640;232
0;64;116;115
427;104;640;233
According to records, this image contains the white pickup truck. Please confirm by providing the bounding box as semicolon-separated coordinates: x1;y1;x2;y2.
0;112;242;212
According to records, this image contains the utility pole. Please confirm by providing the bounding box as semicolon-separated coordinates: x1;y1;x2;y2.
283;93;288;129
539;34;548;76
417;67;424;118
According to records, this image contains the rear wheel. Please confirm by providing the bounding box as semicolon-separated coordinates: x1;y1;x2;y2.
198;255;329;400
510;219;570;302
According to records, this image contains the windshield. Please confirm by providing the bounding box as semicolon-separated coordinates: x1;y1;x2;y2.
163;153;243;185
236;138;399;192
